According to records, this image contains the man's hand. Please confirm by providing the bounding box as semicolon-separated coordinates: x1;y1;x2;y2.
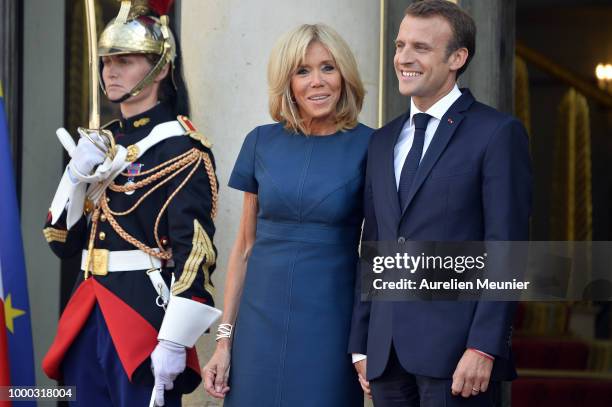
451;349;493;398
151;340;187;406
353;359;371;399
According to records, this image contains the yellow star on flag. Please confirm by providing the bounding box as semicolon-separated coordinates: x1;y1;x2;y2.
4;294;26;333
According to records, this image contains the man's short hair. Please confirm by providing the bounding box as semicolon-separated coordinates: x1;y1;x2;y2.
405;0;476;78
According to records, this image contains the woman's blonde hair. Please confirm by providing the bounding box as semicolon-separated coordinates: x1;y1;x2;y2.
268;24;365;134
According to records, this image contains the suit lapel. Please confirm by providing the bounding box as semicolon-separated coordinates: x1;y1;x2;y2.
400;90;475;217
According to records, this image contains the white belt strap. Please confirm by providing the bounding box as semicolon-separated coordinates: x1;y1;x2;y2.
133;121;185;156
80;248;172;307
147;269;171;308
80;249;174;271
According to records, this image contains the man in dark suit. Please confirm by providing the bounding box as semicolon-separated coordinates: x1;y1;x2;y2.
349;1;531;406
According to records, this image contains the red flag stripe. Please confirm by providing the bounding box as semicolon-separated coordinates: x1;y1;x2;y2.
0;299;14;407
0;299;11;385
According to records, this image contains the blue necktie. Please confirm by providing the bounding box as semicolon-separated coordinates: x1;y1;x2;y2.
398;113;431;209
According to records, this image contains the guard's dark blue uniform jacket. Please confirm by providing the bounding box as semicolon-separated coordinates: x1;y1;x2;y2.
42;102;218;393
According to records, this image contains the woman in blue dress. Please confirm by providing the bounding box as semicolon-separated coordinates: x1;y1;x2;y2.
203;24;373;406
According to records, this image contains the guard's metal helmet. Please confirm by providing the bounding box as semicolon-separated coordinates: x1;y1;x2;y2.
98;0;176;102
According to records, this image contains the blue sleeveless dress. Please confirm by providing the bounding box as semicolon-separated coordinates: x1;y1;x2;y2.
225;122;372;407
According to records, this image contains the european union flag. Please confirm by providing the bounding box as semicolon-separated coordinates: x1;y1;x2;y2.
0;81;36;401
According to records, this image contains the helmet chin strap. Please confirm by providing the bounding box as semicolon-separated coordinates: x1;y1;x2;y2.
109;93;133;104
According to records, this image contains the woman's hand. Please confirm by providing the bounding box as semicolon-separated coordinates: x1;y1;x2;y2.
202;193;257;399
202;341;231;398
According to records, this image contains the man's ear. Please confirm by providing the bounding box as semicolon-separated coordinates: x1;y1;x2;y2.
449;47;469;73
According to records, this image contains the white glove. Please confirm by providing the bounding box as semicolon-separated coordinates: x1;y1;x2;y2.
150;339;186;406
49;128;127;229
68;137;107;180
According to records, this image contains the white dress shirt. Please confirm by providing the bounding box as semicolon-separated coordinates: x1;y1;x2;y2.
393;85;462;189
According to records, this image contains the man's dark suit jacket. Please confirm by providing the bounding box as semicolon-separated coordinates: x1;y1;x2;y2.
348;89;532;382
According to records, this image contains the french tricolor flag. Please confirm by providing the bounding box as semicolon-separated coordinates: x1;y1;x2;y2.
0;81;36;406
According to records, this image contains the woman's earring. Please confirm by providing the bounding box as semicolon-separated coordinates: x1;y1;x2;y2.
286;90;296;104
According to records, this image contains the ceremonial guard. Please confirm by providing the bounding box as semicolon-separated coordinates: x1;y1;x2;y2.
41;1;221;406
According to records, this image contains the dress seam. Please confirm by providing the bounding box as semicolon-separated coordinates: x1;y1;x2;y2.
296;141;314;222
274;247;299;407
255;154;298;217
301;172;364;218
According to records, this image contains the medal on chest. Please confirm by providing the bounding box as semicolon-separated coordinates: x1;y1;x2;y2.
124;163;144;195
